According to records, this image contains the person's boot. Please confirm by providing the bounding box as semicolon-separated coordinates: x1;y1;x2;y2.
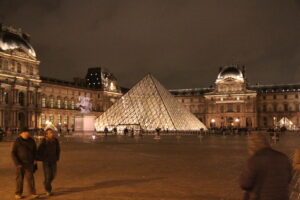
15;195;23;199
28;194;39;199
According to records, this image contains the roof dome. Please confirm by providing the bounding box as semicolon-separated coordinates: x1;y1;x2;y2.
0;25;36;57
216;66;244;82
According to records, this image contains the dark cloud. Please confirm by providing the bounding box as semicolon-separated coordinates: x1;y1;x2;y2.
0;0;300;89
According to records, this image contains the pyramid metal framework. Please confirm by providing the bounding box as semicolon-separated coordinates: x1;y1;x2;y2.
95;74;207;131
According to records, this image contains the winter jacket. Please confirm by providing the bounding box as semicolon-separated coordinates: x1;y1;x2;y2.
240;147;292;200
37;138;60;162
11;137;37;167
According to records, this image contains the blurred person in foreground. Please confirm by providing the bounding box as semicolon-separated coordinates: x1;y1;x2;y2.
240;132;292;200
37;128;60;196
11;127;39;199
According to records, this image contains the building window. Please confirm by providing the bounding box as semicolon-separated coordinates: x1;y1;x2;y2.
227;104;233;112
273;95;277;100
64;100;68;109
64;115;68;125
3;60;8;70
18;92;25;106
57;99;61;108
263;117;268;126
3;92;8;104
41;114;46;125
273;104;277;112
237;105;241;113
71;101;75;109
17;63;21;73
284;95;287;99
220;105;224;113
50;98;54;108
57;114;61;124
296;94;299;99
284;104;288;112
263;105;267;112
0;58;2;69
49;114;54;123
263;95;266;100
29;65;33;75
42;97;46;108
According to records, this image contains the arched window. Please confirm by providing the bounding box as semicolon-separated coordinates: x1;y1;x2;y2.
49;98;54;108
19;92;25;106
64;100;68;109
57;99;61;108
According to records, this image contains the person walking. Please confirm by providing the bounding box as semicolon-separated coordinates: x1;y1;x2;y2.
37;128;60;196
239;132;292;200
11;127;39;199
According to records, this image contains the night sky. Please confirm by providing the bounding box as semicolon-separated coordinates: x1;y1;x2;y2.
1;0;300;89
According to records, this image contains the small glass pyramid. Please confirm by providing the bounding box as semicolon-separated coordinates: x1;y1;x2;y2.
95;74;207;131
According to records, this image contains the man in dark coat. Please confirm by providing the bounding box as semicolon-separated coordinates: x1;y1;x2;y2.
240;132;292;200
37;128;60;196
11;127;39;199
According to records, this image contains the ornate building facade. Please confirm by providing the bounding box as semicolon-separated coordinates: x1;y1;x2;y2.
0;24;122;131
171;66;300;130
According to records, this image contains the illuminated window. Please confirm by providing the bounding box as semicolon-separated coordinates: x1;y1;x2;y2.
57;114;61;124
42;97;46;108
57;99;61;108
64;115;68;125
64;100;68;109
71;101;75;109
50;98;54;108
3;92;8;104
41;114;46;125
49;114;54;123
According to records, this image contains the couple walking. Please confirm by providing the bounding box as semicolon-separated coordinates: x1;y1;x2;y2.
11;128;60;199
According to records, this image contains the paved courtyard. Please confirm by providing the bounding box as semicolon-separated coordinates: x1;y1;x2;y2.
0;134;300;200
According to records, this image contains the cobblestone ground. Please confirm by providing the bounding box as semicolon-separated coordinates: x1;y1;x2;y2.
0;134;299;200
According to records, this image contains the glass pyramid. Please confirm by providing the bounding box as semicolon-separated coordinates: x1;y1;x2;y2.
95;74;207;132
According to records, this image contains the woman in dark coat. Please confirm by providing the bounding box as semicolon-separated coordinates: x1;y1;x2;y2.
37;128;60;196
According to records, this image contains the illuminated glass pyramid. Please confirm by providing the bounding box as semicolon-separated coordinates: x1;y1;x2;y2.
95;74;207;131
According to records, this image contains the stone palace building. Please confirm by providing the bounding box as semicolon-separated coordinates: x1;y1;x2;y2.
0;24;122;131
0;24;299;131
171;66;300;130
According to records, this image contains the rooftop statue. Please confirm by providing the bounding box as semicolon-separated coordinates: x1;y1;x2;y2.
76;96;92;114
